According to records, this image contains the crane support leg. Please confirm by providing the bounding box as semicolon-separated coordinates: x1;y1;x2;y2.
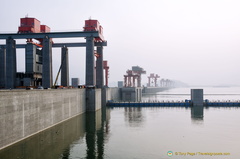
96;45;103;88
6;38;16;89
42;36;53;88
86;36;95;86
61;46;69;87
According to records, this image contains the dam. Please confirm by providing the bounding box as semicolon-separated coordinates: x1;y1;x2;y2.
0;87;121;150
1;17;239;158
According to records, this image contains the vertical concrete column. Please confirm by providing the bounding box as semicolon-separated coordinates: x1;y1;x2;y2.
124;76;126;87
128;76;131;87
6;38;16;89
139;87;142;101
61;46;69;87
132;76;136;87
137;76;141;87
135;88;142;102
42;36;53;88
0;47;6;88
191;89;203;106
86;88;102;111
96;45;103;88
86;36;95;86
25;43;36;73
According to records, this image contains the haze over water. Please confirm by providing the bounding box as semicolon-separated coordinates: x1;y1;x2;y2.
0;87;239;159
143;86;240;101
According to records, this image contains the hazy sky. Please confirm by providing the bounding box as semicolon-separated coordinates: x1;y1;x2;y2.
0;0;240;86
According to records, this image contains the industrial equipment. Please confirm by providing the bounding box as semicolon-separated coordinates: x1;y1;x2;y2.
18;17;50;33
18;17;41;33
83;19;104;42
18;17;51;45
103;61;109;87
1;17;107;89
124;66;146;87
148;73;160;87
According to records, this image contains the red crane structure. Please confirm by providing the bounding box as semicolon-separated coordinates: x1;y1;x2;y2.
124;66;146;87
18;17;51;46
147;73;160;87
86;19;108;88
103;61;109;87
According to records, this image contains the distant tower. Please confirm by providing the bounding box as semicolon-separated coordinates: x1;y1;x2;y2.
148;73;160;87
124;66;146;87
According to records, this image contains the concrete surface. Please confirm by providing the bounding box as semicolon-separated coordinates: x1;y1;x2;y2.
0;89;86;150
86;88;101;112
121;87;142;102
191;89;204;106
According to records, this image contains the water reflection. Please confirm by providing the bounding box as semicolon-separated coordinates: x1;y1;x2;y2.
2;106;240;158
0;107;111;159
0;113;86;159
85;107;110;159
124;107;145;127
191;106;204;125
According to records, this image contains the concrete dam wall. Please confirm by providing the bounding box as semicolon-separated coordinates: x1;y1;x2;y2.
0;89;86;150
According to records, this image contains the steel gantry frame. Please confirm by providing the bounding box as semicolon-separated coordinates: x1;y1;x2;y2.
0;31;107;88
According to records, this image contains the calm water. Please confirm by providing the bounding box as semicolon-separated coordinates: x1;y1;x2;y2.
1;87;240;159
142;86;240;101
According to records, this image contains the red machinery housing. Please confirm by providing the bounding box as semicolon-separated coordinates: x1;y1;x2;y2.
40;25;50;33
18;17;51;45
18;17;51;33
18;18;41;33
83;19;104;42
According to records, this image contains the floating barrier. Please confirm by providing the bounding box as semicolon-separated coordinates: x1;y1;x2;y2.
107;100;240;107
205;102;240;107
107;101;191;107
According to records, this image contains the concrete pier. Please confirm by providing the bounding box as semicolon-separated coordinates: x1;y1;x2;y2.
86;88;102;112
42;37;53;88
191;89;204;118
6;38;16;89
61;46;69;87
101;87;121;106
0;47;6;88
85;36;95;86
191;89;203;106
25;43;37;73
96;45;103;88
121;87;142;102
